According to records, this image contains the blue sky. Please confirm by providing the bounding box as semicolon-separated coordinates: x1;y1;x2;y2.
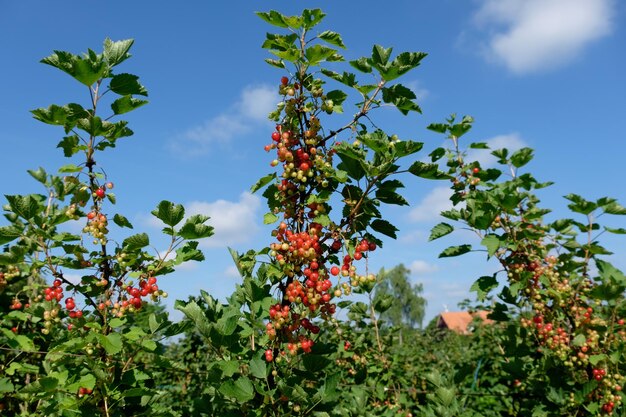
1;1;625;323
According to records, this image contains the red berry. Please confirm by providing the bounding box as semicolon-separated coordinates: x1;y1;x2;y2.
330;266;340;276
472;167;480;174
95;188;105;198
265;349;274;362
280;76;289;86
271;131;281;141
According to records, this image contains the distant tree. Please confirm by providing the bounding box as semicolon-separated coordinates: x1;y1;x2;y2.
374;264;426;330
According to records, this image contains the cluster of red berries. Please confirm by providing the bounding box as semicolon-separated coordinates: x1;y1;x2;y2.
44;279;64;302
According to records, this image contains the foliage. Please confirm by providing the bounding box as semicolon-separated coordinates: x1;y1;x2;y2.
0;39;211;416
427;114;626;415
373;263;426;329
1;7;625;417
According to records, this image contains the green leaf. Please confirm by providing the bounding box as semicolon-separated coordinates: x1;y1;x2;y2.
589;354;607;366
264;212;278;225
174;241;205;264
251;172;276;193
564;194;597;215
103;38;134;67
470;142;489;149
123;233;150;250
510;147;534;168
349;57;372;73
373;293;394;313
113;213;133;229
264;58;285;68
318;30;346;48
0;225;23;245
27;167;47;184
5;195;42;220
111;95;148;115
481;234;501;257
256;11;289;28
305;44;342;66
301;8;325;29
605;227;626;234
151;200;185;227
0;378;14;393
381;84;421;114
371;45;392;67
375;189;408;206
109;73;148;96
383;51;427;81
57;135;81;157
249;356;267;379
603;202;626;215
178;214;214;239
219;377;255;403
370;219;398;239
471;276;499;301
439;244;472;258
408;161;450;180
175;300;212;338
394;140;424;157
98;333;123;355
429;223;454;241
41;50;106;86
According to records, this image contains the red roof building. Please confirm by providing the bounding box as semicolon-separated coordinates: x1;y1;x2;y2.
436;311;492;334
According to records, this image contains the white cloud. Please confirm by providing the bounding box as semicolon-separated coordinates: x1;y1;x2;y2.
410;260;439;275
186;192;261;248
473;0;614;74
223;265;241;279
409;186;454;222
399;229;426;243
171;85;278;155
466;133;526;167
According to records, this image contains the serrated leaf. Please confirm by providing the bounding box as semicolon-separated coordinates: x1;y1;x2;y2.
0;225;23;245
439;244;472;258
103;38;133;66
264;212;279;225
27;167;47;184
219;377;255;403
123;233;149;250
481;234;501;257
429;222;454;241
112;214;133;229
603;202;626;215
510;147;534;168
256;10;289;28
151;201;185;227
111;95;148;115
349;57;372;73
249;356;267;379
408;161;450;180
57;135;81;157
370;219;398;239
318;30;346;48
178;214;214;239
98;333;123;355
371;44;392;66
109;73;148;96
470;275;498;301
251;172;276;193
41;50;106;86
